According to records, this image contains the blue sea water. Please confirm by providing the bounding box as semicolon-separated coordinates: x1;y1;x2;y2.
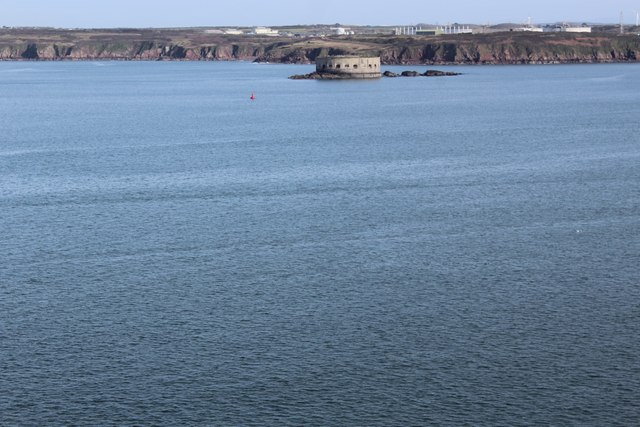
1;61;639;425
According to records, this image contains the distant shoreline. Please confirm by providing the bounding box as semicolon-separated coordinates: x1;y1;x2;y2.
1;28;639;64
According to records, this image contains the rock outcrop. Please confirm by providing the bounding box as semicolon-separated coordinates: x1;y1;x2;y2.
289;72;356;80
291;69;461;79
423;69;461;76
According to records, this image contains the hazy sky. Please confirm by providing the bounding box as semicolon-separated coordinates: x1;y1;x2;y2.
3;0;638;28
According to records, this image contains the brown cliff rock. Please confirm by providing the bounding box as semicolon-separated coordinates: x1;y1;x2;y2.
1;28;639;64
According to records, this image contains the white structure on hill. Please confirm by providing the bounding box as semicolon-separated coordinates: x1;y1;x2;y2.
332;27;354;35
543;23;592;33
251;27;279;36
563;26;592;33
395;25;472;35
514;17;543;32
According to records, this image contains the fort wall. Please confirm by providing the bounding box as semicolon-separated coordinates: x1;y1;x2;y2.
315;56;381;78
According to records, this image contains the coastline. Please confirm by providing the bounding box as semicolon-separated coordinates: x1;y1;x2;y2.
1;28;639;64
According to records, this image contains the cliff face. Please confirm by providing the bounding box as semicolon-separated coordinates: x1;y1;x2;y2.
0;42;267;61
376;37;639;64
254;33;640;64
1;28;639;64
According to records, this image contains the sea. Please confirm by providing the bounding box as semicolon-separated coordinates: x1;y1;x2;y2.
1;61;639;425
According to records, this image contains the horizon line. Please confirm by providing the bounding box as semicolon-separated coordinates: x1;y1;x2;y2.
1;21;627;30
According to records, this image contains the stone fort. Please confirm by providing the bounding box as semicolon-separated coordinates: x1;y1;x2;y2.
315;55;381;79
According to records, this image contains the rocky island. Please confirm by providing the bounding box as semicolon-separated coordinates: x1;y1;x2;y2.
290;69;461;79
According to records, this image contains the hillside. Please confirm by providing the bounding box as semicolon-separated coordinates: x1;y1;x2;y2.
1;27;639;64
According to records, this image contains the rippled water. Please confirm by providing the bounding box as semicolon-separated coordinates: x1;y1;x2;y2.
1;61;639;425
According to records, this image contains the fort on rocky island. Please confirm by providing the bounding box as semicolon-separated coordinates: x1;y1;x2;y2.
288;55;382;79
288;58;461;80
315;55;381;78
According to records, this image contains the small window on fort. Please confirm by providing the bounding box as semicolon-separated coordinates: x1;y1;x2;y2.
345;64;350;68
336;64;341;68
368;64;372;68
353;64;358;69
322;64;327;69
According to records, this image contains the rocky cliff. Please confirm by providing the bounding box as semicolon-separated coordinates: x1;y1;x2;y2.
1;28;639;64
253;32;640;64
376;33;640;64
0;42;268;60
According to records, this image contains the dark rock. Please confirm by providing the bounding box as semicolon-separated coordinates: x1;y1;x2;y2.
401;70;420;77
289;72;319;79
383;70;399;77
423;69;462;76
289;72;356;80
21;43;39;59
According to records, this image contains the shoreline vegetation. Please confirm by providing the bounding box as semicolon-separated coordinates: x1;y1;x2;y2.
1;27;639;64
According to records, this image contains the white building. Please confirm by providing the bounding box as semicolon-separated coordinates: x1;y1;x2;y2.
544;24;592;33
251;27;279;36
395;25;473;36
438;25;473;35
332;27;354;35
515;18;543;32
563;26;592;33
516;26;543;32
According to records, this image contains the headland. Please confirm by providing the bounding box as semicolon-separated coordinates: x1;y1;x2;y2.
1;26;639;64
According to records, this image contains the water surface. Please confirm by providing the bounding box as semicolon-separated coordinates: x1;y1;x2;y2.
1;61;639;425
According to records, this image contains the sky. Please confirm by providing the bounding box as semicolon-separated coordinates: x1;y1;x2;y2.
2;0;639;28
